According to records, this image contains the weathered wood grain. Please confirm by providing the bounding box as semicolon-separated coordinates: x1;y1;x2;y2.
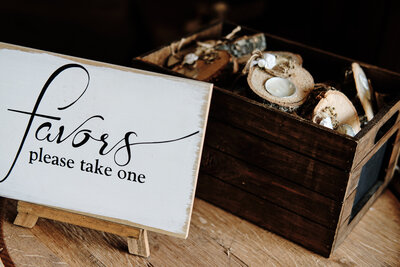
334;174;395;251
194;190;400;266
337;188;357;229
13;201;153;257
13;212;38;229
205;119;348;201
197;173;335;256
201;146;340;228
16;201;141;239
1;200;68;267
1;199;248;266
132;21;400;258
127;230;150;257
1;191;399;266
345;131;400;202
352;102;400;170
209;88;358;171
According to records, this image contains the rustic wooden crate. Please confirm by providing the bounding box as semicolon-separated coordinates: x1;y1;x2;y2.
132;22;400;257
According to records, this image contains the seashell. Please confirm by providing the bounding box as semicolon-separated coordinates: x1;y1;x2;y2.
315;112;334;129
250;59;259;67
257;59;266;68
247;51;314;109
312;90;361;134
263;53;276;69
264;77;296;97
337;124;356;137
359;73;370;92
320;117;333;129
352;62;374;121
183;53;199;65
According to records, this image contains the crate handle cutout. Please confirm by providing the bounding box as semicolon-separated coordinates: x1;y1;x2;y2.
375;111;399;144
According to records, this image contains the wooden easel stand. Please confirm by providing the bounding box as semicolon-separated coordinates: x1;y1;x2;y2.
13;201;150;257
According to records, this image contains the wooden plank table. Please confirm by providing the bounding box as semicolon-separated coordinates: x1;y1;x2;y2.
0;189;399;266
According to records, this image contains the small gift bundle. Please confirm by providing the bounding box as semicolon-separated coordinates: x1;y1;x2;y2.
134;22;400;257
165;26;380;137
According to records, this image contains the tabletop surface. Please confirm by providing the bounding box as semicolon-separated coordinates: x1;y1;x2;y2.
0;189;399;266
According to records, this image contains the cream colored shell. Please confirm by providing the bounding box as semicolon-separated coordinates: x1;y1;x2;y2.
352;62;374;121
312;90;361;134
247;59;314;108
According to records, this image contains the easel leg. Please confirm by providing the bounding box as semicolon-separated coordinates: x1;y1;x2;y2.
127;229;150;257
14;201;151;257
14;212;39;228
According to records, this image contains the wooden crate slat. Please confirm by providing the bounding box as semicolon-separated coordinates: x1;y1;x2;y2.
352;102;400;170
339;132;400;228
205;119;349;200
200;146;341;228
333;177;392;251
196;173;335;257
132;21;400;257
209;88;357;171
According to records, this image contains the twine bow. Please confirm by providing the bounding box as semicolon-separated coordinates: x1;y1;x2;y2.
242;50;296;78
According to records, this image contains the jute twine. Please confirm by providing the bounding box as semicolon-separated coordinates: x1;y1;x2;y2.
242;50;296;78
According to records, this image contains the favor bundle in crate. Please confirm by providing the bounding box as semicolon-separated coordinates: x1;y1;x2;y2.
132;22;400;257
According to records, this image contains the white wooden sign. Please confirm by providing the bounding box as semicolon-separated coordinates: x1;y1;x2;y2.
0;43;212;238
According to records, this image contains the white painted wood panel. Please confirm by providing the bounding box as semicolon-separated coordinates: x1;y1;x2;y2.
0;43;213;238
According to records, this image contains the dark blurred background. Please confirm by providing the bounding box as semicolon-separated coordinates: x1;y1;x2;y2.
1;0;399;72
